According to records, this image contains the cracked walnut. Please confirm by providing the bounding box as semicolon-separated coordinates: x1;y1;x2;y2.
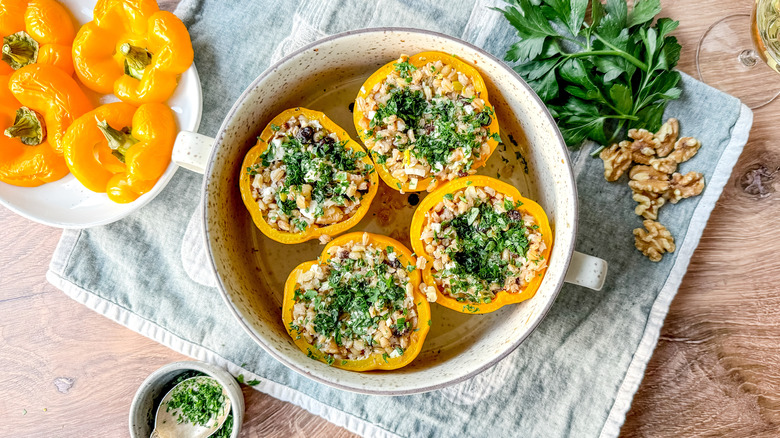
634;220;676;262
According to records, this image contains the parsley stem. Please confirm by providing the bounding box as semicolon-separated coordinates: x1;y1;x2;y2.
603;114;639;121
590;145;607;157
564;49;648;71
591;33;649;71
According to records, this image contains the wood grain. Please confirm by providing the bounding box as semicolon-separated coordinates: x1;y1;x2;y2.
622;0;780;436
2;0;780;436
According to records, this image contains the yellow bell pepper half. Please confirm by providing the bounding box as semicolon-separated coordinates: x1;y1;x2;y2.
239;107;378;244
354;52;500;193
409;176;553;314
72;0;194;104
282;232;432;371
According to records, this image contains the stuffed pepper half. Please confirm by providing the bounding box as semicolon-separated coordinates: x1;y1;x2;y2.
354;52;500;193
410;176;552;314
282;232;431;371
240;108;378;244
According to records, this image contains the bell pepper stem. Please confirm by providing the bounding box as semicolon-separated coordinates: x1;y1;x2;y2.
2;31;39;70
4;107;46;146
96;117;138;163
119;43;152;80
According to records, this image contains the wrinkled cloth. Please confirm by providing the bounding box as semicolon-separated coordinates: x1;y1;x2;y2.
47;1;752;437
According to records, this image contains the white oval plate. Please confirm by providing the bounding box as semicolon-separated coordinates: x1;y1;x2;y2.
0;0;202;228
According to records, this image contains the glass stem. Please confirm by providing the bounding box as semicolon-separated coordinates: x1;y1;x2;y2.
738;49;760;67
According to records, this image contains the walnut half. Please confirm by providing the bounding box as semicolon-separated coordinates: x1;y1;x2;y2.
632;190;666;220
628;165;670;194
653;118;679;157
634;220;676;262
664;171;705;204
628;129;661;164
668;137;701;164
599;141;632;181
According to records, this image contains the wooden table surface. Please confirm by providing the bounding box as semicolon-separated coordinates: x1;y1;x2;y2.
3;0;780;436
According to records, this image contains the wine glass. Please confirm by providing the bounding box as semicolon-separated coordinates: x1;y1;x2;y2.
696;0;780;109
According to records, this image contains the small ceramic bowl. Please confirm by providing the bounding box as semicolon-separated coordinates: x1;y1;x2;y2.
129;361;244;438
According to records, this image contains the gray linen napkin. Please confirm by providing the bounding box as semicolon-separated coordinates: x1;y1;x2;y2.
47;1;753;437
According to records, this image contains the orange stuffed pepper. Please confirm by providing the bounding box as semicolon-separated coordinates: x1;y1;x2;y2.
1;0;76;75
410;176;552;314
62;101;176;203
240;107;378;244
72;0;193;104
283;232;431;371
1;64;91;186
354;52;500;193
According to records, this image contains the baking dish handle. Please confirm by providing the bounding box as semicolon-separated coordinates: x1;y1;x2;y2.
171;131;214;174
563;251;608;291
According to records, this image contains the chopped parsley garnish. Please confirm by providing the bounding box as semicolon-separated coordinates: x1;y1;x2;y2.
437;198;532;302
371;87;427;129
463;304;480;313
254;124;370;223
297;248;410;349
368;84;496;171
246;164;260;176
393;60;418;82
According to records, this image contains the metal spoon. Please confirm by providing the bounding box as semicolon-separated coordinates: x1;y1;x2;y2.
150;376;232;438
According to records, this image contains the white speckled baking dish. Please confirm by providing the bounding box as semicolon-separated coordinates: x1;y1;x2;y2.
172;28;608;395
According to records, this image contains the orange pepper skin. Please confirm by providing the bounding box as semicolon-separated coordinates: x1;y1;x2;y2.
0;0;76;75
353;52;500;193
410;176;553;314
72;0;193;104
0;73;68;186
0;64;91;187
8;63;93;155
63;102;134;192
239;107;379;244
62;101;176;203
282;232;432;371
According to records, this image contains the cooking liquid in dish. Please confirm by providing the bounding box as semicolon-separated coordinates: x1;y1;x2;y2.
249;75;541;365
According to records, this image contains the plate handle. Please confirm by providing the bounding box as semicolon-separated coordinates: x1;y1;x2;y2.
563;251;608;291
172;131;214;174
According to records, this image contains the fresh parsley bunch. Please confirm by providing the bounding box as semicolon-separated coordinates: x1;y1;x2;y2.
498;0;682;154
